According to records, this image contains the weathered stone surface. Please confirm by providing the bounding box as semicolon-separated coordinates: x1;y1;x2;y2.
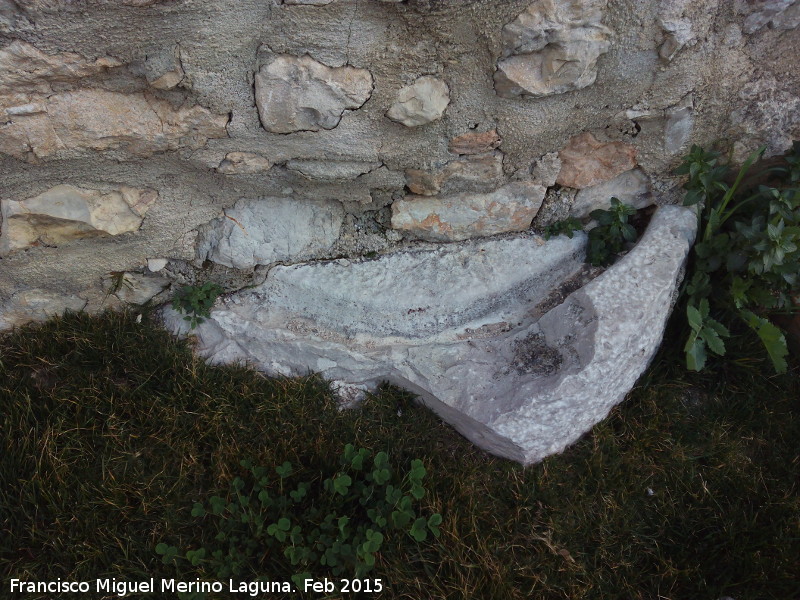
570;168;651;218
121;0;179;5
730;72;800;161
282;0;335;4
494;0;612;98
0;41;122;93
619;94;694;156
386;75;450;127
217;152;273;174
391;182;546;242
0;41;227;161
0;89;228;161
556;132;637;189
405;152;504;196
141;44;184;90
165;230;588;354
197;197;344;269
737;0;800;34
254;54;373;134
163;206;696;465
108;272;170;305
664;95;695;154
657;0;698;61
147;258;169;272
0;289;86;331
54;90;226;154
531;152;562;187
0;184;157;253
0;0;26;33
448;129;501;155
532;185;576;229
286;159;382;181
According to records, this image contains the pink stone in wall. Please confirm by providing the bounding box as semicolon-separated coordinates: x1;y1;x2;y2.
391;182;546;242
448;129;502;155
405;152;504;196
556;132;637;189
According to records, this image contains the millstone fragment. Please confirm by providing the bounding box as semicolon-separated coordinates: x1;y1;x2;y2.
163;206;696;465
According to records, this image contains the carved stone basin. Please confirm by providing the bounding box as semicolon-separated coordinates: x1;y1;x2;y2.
163;206;696;465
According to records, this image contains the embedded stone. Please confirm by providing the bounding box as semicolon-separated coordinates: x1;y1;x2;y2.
147;258;169;272
197;197;344;269
739;0;800;34
391;182;546;242
664;95;694;154
618;95;694;156
217;152;273;174
657;0;696;61
570;169;651;218
254;54;373;134
556;132;637;189
163;206;696;465
0;42;224;161
109;272;171;305
386;75;450;127
494;0;612;98
405;152;504;196
448;129;501;155
142;44;184;89
0;289;86;331
0;88;228;161
531;152;562;187
730;72;800;161
0;41;122;94
0;184;157;253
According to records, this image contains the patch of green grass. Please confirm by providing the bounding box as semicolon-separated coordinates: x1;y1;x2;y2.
1;310;798;599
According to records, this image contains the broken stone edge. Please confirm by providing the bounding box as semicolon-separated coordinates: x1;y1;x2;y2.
494;205;697;464
394;205;697;465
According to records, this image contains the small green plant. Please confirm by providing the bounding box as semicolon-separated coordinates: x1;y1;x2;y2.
677;142;799;372
171;282;224;329
543;216;583;240
586;197;639;266
157;445;441;598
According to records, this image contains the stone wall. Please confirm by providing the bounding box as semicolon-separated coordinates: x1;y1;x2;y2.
0;0;797;325
1;0;797;464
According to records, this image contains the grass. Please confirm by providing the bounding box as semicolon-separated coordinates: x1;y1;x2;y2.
1;309;798;599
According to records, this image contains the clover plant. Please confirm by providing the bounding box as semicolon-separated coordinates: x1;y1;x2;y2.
157;445;441;599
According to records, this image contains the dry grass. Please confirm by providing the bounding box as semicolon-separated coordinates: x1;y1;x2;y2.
1;309;798;599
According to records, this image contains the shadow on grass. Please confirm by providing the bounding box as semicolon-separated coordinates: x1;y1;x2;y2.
1;309;798;599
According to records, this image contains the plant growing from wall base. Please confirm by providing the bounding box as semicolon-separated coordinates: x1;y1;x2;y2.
543;216;583;240
677;142;799;372
171;282;224;329
539;201;640;266
586;197;639;266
